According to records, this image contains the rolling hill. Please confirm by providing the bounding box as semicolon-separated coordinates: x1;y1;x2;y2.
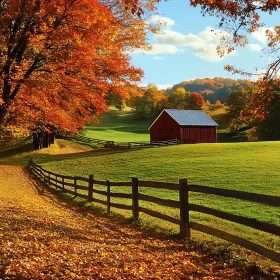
166;77;254;104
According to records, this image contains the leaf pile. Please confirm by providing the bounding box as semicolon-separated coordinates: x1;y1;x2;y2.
0;165;277;279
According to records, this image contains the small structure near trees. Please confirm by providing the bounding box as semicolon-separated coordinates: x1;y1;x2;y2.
149;109;218;143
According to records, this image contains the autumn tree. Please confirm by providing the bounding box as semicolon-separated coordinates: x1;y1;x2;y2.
225;88;253;132
106;92;127;111
214;100;223;108
188;92;205;109
0;0;159;148
132;84;167;119
167;87;190;109
257;89;280;140
226;80;280;140
204;100;211;107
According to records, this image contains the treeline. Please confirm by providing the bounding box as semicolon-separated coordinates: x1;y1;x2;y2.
225;81;280;141
106;77;280;142
166;77;254;103
107;84;214;120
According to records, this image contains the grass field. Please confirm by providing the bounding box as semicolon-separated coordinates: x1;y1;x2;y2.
84;106;243;143
84;107;151;142
3;137;279;262
1;108;279;265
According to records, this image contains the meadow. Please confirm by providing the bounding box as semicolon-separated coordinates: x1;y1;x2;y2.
4;138;279;261
84;107;151;142
84;106;241;143
1;108;279;264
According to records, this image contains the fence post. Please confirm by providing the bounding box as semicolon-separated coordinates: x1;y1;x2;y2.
74;177;77;197
48;173;50;185
132;177;139;219
179;179;190;238
88;174;94;202
107;180;111;214
62;176;65;192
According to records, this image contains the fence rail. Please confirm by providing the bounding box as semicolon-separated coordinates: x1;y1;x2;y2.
72;134;180;149
28;160;280;263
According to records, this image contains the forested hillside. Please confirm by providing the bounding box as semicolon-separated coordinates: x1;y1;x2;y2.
166;78;254;103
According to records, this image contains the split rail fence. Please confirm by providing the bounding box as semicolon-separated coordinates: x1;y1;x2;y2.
72;134;180;149
28;160;280;263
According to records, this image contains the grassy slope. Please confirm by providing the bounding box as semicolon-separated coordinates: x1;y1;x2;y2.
85;106;240;143
85;107;151;142
41;141;279;194
1;108;279;261
33;140;280;254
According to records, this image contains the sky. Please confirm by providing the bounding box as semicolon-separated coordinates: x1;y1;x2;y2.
131;0;280;89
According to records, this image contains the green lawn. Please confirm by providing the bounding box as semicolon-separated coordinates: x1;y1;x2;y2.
84;106;243;143
20;140;278;256
1;107;279;263
85;107;151;142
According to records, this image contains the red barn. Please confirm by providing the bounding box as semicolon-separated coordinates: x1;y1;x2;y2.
149;109;218;143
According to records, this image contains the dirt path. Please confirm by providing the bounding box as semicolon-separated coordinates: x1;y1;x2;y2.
0;165;273;279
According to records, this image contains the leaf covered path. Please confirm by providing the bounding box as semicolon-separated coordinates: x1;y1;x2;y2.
0;165;274;279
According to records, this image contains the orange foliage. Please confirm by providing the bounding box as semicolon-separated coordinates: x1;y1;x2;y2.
0;0;159;134
189;92;205;109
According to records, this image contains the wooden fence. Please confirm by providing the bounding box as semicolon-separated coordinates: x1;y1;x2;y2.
28;160;280;263
72;134;180;149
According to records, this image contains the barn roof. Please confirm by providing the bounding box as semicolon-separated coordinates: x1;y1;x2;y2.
149;109;218;129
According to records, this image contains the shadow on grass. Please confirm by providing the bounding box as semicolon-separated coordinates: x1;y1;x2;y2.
86;124;150;134
0;135;150;166
86;110;152;135
23;166;181;244
0;142;34;158
217;132;237;143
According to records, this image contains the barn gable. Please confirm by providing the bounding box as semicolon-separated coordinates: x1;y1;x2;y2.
149;109;218;130
149;109;218;143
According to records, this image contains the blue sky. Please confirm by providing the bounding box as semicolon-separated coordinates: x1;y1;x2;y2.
131;0;280;89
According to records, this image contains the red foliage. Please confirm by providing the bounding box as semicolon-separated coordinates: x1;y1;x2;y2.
0;0;158;134
189;92;205;109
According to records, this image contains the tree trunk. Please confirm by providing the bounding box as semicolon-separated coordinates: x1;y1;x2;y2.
33;132;54;150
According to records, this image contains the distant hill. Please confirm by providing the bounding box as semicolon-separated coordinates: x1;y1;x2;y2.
165;77;254;103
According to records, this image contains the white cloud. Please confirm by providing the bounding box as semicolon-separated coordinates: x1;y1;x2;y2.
148;15;175;28
194;44;225;62
131;44;177;55
251;27;274;43
145;44;178;55
149;26;235;62
199;26;221;42
248;44;262;52
132;23;237;62
155;30;203;48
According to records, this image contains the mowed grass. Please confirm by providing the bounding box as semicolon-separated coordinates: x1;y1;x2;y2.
1;105;279;263
85;107;151;142
31;140;280;257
